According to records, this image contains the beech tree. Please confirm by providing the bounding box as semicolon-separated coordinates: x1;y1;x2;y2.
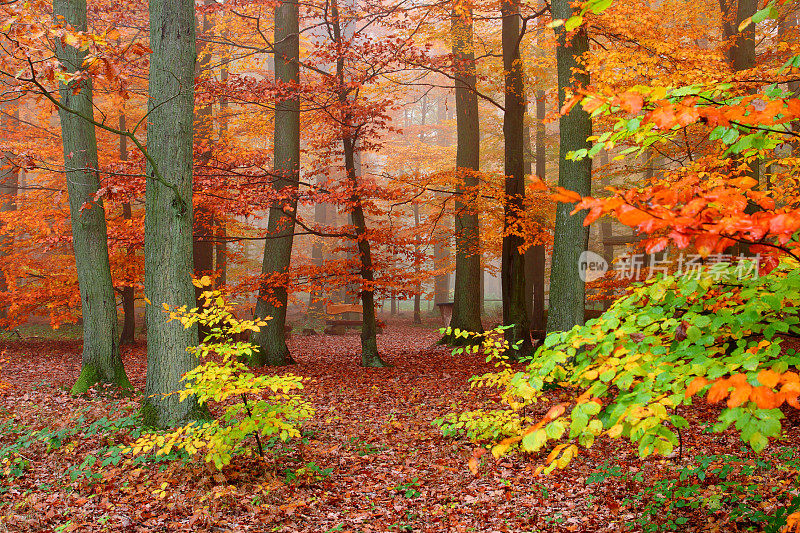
250;0;300;367
142;0;204;428
53;0;131;394
547;0;592;333
446;0;483;341
501;0;532;354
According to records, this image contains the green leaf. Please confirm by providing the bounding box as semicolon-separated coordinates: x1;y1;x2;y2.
521;429;547;452
564;14;583;32
749;431;768;453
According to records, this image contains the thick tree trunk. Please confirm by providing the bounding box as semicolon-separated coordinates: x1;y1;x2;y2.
250;0;301;366
501;0;532;355
53;0;131;394
547;0;592;333
444;0;483;342
142;0;204;427
118;112;136;345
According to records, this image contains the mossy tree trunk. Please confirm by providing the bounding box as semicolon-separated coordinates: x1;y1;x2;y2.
142;0;205;428
250;0;301;366
53;0;131;394
547;0;592;333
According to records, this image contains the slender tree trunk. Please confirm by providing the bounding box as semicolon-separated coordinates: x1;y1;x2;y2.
547;0;592;333
501;0;531;355
53;0;131;394
193;5;215;341
142;0;204;427
434;99;451;305
0;104;19;322
444;0;483;342
528;90;546;331
215;221;227;288
250;0;301;366
118;112;136;345
413;203;422;324
331;0;388;367
307;175;326;319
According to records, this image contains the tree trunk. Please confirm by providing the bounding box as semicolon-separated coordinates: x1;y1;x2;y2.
434;97;452;305
118;112;136;345
413;203;422;324
250;0;301;366
215;220;227;288
547;0;592;333
331;0;388;367
444;0;483;342
142;0;204;428
193;4;215;341
529;90;547;331
501;0;532;355
53;0;131;395
0;104;19;322
307;175;326;319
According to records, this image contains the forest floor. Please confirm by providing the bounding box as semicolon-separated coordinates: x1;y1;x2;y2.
0;320;798;532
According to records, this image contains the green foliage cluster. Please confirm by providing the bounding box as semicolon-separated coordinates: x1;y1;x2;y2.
587;448;800;532
436;260;800;473
125;282;314;469
0;406;146;486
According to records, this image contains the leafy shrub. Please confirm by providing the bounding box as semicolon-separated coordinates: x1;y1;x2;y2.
124;278;314;469
436;260;800;473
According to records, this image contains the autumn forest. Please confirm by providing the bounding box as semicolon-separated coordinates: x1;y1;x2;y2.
1;0;800;530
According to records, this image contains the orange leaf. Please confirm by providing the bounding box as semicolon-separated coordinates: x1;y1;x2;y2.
781;371;800;384
617;205;651;227
780;382;800;409
685;376;709;398
788;99;800;119
757;369;781;389
707;379;730;403
544;403;567;422
727;383;752;408
468;447;486;475
552;187;582;204
750;386;779;409
617;92;644;114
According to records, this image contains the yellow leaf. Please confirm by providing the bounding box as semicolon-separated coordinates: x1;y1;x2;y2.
607;424;624;438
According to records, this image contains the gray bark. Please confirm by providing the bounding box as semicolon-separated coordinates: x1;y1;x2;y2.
547;0;592;333
251;0;301;366
142;0;204;427
53;0;131;394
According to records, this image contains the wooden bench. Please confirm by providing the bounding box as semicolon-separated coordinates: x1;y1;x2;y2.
324;303;384;333
436;302;454;327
